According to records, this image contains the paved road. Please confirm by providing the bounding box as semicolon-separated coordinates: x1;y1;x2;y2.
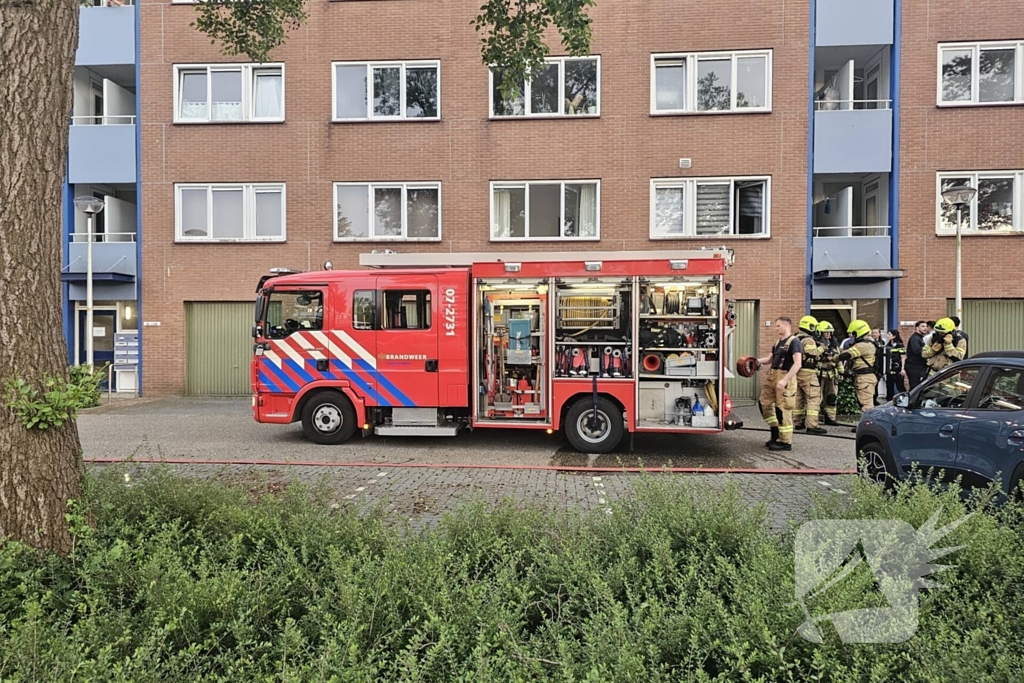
79;398;857;471
97;461;854;533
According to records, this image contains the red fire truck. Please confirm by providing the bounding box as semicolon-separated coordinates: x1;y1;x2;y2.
251;250;743;453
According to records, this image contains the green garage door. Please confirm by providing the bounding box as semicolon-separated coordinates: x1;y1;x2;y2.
946;299;1024;355
186;302;254;396
726;301;759;400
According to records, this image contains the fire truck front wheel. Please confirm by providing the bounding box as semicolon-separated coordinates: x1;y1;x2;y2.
565;396;624;454
301;392;357;445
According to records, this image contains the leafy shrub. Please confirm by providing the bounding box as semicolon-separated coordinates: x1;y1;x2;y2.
69;364;103;409
1;470;1022;681
837;377;862;417
2;365;102;430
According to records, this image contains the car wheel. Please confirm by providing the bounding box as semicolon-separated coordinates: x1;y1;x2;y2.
858;441;898;488
565;396;624;454
301;392;357;445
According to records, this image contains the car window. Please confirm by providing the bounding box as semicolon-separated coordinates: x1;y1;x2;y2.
975;367;1024;412
918;366;980;409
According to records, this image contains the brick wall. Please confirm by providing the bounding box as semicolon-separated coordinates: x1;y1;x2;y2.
897;0;1024;332
140;0;811;394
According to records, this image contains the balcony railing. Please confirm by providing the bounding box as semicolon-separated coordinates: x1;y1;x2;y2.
80;0;134;7
815;99;892;111
71;115;136;125
813;226;890;238
70;231;137;243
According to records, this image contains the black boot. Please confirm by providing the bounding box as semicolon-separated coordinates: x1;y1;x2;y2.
806;426;827;435
793;423;806;431
768;440;792;451
765;426;780;448
823;415;841;426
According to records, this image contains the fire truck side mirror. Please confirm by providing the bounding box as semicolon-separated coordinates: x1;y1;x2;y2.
252;324;261;339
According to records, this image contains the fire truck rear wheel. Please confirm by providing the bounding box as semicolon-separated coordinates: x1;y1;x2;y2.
565;396;624;454
301;392;357;445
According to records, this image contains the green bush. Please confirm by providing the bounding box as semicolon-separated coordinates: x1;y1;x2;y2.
69;364;103;409
1;470;1022;681
3;364;103;430
837;378;862;417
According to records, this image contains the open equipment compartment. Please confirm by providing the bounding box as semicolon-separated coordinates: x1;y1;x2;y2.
474;277;550;423
553;277;634;380
635;276;724;430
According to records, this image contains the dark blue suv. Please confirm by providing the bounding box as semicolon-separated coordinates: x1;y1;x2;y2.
856;351;1024;498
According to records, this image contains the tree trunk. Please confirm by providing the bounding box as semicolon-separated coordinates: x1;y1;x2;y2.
0;0;83;554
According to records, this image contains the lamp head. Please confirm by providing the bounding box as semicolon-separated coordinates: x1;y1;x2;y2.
74;196;105;214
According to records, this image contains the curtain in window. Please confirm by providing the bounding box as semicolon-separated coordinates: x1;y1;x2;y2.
735;181;764;235
578;184;597;237
696;183;730;235
254;73;283;118
494;189;512;238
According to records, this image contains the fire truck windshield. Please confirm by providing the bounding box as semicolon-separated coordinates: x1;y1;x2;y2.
263;290;324;339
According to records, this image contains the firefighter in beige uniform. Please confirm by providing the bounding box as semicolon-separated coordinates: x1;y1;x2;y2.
835;320;878;428
815;320;842;425
922;317;967;375
756;317;802;452
793;315;827;435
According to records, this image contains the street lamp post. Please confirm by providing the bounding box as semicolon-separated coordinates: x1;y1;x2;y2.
73;196;105;373
940;185;977;329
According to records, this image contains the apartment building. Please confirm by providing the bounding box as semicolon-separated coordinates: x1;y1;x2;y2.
130;0;1022;398
63;0;141;393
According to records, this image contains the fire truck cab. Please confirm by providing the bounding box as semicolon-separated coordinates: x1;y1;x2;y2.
252;250;742;453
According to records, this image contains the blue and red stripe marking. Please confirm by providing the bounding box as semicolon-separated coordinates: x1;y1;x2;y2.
258;357;416;408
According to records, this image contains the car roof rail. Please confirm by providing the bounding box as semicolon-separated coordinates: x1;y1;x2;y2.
971;351;1024;360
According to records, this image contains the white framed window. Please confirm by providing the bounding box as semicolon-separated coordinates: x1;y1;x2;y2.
489;57;601;118
651;50;772;114
173;64;284;123
938;42;1023;105
650;176;770;239
334;182;441;241
332;61;440;121
490;180;600;241
175;183;286;241
936;172;1023;234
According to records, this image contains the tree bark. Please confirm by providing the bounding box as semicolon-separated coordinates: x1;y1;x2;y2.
0;0;83;554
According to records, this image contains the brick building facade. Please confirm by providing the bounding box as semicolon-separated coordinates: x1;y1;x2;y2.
127;0;1022;396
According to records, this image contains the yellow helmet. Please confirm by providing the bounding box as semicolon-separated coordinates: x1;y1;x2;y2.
799;315;819;333
817;321;834;334
934;317;956;334
847;319;871;339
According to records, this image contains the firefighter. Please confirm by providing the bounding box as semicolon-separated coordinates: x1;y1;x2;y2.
793;315;827;435
755;317;802;451
815;321;841;426
922;317;967;375
835;319;879;431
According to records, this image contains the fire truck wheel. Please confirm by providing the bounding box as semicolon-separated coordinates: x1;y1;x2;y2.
301;392;357;445
565;396;624;454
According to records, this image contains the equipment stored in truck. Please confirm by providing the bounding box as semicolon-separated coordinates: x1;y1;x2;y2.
251;251;743;453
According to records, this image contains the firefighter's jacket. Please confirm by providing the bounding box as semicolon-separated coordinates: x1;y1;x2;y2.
837;339;877;377
922;332;967;373
796;333;823;372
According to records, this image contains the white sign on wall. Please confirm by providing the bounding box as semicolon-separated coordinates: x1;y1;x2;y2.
92;327;106;337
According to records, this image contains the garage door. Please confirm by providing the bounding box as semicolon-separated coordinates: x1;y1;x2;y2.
185;302;253;396
726;300;759;400
946;299;1024;355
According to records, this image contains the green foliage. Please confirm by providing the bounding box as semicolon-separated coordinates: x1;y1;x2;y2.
191;0;308;64
1;469;1022;681
837;377;862;417
190;0;595;105
69;364;103;409
3;367;100;430
476;0;596;103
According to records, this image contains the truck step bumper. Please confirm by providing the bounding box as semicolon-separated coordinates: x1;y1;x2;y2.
375;424;461;437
